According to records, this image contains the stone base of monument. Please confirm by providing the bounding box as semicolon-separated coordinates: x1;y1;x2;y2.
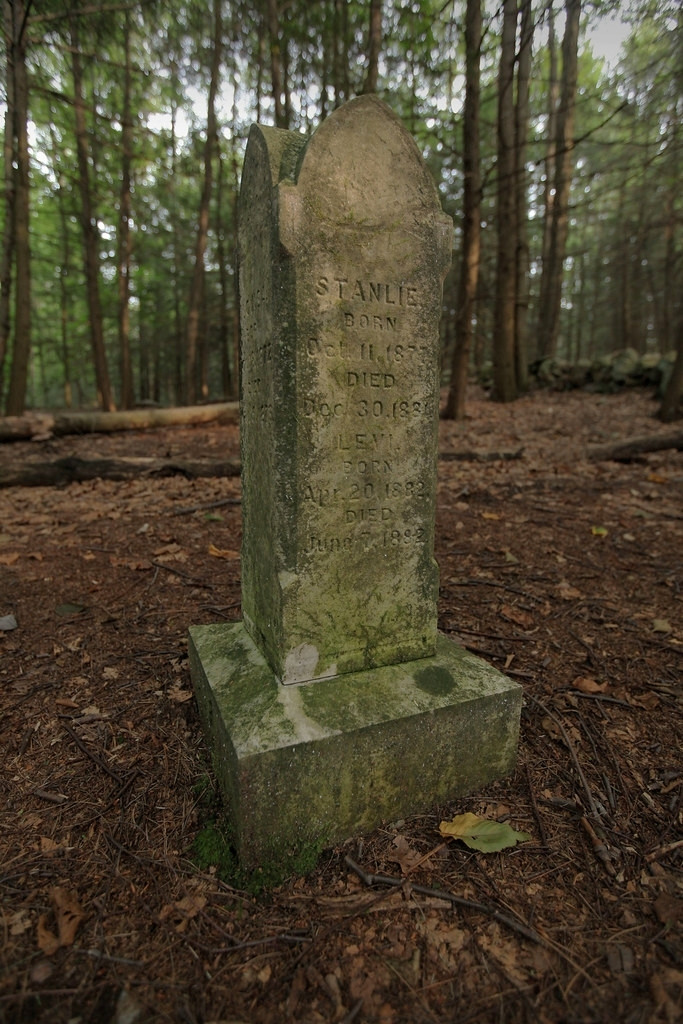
189;622;522;871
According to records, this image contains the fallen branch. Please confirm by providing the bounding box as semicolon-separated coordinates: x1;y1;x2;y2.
439;447;524;462
0;455;241;489
0;402;239;442
0;446;526;489
344;855;545;947
587;430;683;462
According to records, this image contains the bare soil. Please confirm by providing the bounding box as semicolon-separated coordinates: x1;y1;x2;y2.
1;387;681;1024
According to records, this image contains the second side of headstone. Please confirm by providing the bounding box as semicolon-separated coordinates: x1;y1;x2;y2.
239;95;452;684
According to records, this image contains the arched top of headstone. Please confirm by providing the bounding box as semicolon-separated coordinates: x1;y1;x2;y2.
292;95;444;225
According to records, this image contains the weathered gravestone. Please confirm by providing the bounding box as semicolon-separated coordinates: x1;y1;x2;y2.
189;95;522;871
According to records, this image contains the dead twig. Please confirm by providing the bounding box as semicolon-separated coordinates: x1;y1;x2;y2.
62;721;124;784
32;787;68;804
645;838;683;863
344;856;545;948
525;764;550;850
580;816;617;877
171;497;241;516
525;693;601;820
151;561;213;589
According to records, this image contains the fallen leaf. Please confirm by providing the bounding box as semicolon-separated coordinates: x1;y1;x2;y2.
55;602;86;617
500;604;534;630
571;676;608;694
557;580;582;600
481;511;501;520
40;837;62;856
159;893;207;933
654;894;683;926
36;915;60;955
8;911;32;936
652;619;672;634
591;525;608;537
168;686;193;704
113;988;144;1024
208;543;240;560
30;959;54;985
0;552;20;566
52;887;85;947
439;812;531;852
388;835;423;874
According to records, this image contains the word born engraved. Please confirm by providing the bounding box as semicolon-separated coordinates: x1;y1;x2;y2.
344;312;398;331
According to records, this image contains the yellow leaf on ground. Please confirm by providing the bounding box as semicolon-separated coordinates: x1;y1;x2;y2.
572;676;608;694
208;543;240;560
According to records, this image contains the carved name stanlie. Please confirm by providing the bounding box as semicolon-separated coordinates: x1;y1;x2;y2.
316;277;419;306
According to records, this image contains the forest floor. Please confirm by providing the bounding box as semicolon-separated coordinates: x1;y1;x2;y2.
0;386;681;1024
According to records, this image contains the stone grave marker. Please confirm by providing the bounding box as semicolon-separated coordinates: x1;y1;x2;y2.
189;95;522;871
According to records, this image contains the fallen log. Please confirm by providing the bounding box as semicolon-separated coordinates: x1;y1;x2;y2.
0;456;241;488
439;447;524;462
0;402;239;442
0;445;527;489
587;430;683;462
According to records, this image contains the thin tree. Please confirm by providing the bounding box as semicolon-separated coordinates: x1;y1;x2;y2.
443;0;481;420
363;0;382;94
4;0;32;416
185;0;222;404
514;0;533;392
266;0;288;127
0;2;17;407
659;318;683;422
492;0;518;402
536;0;581;359
118;9;134;409
70;4;115;411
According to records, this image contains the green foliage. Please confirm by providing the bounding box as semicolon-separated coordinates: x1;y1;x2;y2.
190;774;324;893
0;0;679;410
192;816;325;895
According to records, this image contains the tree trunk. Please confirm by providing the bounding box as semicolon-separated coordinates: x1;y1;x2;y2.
659;318;683;423
266;0;288;128
492;0;518;403
332;0;346;107
536;3;558;357
185;0;222;404
216;141;232;399
443;0;481;420
0;2;15;406
514;0;533;392
363;0;382;94
536;0;581;360
47;115;73;407
4;0;31;416
169;71;183;404
70;7;115;412
118;10;134;409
